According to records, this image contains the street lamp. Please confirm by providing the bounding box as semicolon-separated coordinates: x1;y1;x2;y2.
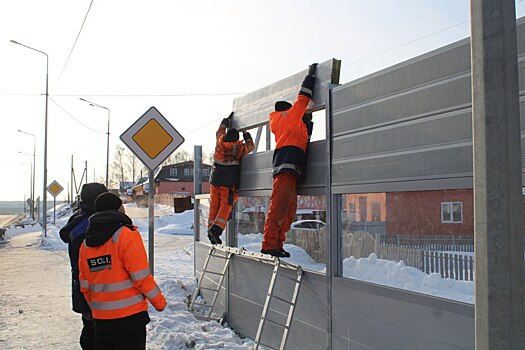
79;98;110;188
11;40;49;236
17;130;36;220
18;151;35;220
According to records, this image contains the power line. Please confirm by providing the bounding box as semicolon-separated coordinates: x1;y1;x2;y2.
344;0;525;68
49;96;105;133
343;20;469;67
52;92;246;97
57;0;94;82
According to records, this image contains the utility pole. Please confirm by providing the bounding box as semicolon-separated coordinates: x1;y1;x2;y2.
470;0;525;348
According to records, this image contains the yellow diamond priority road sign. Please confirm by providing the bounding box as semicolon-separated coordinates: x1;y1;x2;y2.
120;107;184;170
47;180;64;198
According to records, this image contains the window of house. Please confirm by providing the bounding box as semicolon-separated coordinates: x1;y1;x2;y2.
191;169;194;175
184;168;190;176
441;202;463;223
371;202;381;222
203;169;209;176
170;168;177;177
358;197;368;222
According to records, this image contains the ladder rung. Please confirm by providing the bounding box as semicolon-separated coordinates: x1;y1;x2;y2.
256;340;277;349
199;286;220;292
203;270;224;276
271;294;294;305
265;318;288;329
209;254;230;260
281;274;301;282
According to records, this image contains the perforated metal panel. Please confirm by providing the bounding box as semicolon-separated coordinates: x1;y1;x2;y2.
231;59;341;131
330;18;525;193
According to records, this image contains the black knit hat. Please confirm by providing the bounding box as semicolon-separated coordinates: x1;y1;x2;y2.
94;192;123;212
224;128;239;142
80;183;108;207
275;101;292;112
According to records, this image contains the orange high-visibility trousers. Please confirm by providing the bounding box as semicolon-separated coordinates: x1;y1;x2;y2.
262;172;298;250
208;184;238;231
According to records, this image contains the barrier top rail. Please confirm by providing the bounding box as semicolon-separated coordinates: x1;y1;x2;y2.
231;58;341;131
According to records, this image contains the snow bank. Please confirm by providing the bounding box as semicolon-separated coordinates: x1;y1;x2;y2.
134;210;194;235
342;253;474;304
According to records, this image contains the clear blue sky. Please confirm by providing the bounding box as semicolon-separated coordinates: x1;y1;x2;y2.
0;0;524;201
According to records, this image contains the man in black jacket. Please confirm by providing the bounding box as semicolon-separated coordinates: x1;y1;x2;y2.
59;182;107;350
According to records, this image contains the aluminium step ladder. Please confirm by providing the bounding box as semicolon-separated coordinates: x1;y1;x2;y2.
254;255;303;350
189;244;304;349
188;244;241;321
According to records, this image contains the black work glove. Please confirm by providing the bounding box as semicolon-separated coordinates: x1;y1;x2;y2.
242;131;252;140
302;113;312;124
221;112;233;128
308;63;318;76
306;121;314;136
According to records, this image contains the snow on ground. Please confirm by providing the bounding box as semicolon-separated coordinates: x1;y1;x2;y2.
1;202;476;349
1;203;253;349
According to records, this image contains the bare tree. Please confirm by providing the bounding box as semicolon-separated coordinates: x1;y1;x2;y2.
162;148;192;166
110;144;146;187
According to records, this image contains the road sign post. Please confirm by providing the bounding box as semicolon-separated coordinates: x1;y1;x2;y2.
120;107;185;275
46;180;64;227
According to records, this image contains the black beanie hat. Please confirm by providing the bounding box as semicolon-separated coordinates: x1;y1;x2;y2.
80;183;108;207
94;192;123;212
224;128;239;142
275;101;292;112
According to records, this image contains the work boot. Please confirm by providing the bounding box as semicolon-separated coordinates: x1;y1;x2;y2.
279;248;291;258
207;225;223;245
261;248;288;258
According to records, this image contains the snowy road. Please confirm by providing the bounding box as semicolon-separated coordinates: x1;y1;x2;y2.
0;230;81;349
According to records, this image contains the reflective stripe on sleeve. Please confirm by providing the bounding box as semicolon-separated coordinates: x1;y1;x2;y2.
89;279;134;293
111;227;125;243
80;280;89;289
215;217;227;225
144;285;161;300
300;87;313;96
130;268;151;281
89;294;145;311
273;163;302;176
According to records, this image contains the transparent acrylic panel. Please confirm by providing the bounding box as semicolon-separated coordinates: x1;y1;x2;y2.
198;197;210;242
235;195;327;273
340;190;475;304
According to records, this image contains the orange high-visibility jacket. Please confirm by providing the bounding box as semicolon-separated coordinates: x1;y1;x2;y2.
210;123;255;187
78;226;166;320
270;94;310;152
269;72;314;179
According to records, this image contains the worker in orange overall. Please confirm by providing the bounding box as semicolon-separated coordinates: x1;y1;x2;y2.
78;192;166;350
208;112;255;245
261;63;317;258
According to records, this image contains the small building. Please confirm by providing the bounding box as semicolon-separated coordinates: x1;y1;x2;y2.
154;161;211;195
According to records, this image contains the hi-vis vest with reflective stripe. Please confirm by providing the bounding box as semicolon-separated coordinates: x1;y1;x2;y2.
210;125;255;186
78;226;166;320
270;94;310;178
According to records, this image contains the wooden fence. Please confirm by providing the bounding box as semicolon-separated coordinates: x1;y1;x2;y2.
380;235;474;252
375;244;475;281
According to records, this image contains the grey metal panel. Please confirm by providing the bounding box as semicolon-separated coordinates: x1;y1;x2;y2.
226;255;328;349
237;140;328;195
330;20;525;192
231;59;341;131
332;277;474;350
332;40;471;113
333;145;473;186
